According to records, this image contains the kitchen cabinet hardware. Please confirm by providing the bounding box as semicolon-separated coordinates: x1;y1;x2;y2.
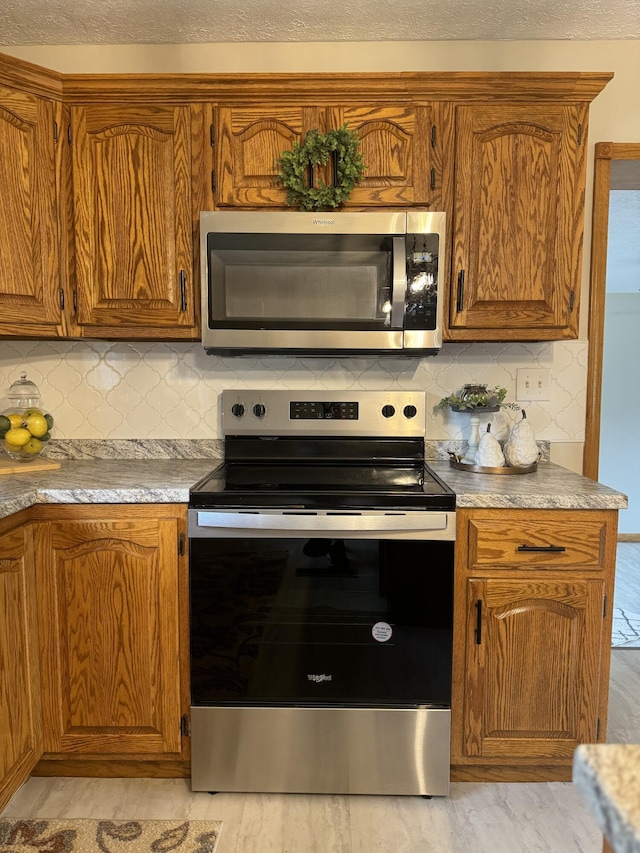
59;289;64;310
308;163;314;189
475;599;482;644
430;168;436;191
53;121;58;144
72;289;77;313
431;125;437;148
179;271;187;312
577;123;583;145
517;544;566;552
180;714;191;737
211;170;216;192
67;123;71;145
209;123;215;147
603;595;607;618
456;270;465;312
569;290;575;312
178;531;185;555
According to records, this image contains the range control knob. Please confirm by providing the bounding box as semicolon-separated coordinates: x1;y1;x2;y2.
252;403;266;418
230;403;245;418
381;405;396;419
403;404;418;419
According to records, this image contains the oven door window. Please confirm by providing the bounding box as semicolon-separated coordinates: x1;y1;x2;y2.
190;537;452;708
207;233;394;330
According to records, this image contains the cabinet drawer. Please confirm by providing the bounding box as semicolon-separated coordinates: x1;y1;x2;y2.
468;514;608;571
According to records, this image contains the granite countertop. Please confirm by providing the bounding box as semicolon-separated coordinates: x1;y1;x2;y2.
574;744;640;852
0;457;627;521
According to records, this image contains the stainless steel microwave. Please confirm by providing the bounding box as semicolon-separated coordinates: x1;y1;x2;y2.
200;210;446;356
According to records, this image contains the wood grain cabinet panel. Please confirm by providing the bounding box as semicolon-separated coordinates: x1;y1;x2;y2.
447;103;588;341
0;518;42;811
214;103;452;210
451;507;618;781
33;506;188;761
468;513;608;571
0;85;66;336
70;104;199;337
462;576;604;760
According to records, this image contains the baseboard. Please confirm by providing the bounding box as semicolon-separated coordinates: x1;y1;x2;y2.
32;758;191;778
618;534;640;542
450;764;572;782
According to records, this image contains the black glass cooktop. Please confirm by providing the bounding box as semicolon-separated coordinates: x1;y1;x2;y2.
190;442;455;511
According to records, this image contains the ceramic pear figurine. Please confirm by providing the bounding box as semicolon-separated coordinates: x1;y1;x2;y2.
504;409;539;467
475;423;506;467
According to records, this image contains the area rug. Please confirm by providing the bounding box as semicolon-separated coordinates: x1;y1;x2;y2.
0;819;222;852
612;606;640;647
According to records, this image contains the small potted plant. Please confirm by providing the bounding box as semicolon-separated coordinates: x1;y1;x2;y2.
437;383;518;413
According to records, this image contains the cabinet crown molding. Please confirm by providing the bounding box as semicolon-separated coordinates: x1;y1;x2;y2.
0;52;613;104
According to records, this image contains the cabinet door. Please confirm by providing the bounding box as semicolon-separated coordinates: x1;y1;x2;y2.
34;510;186;758
215;103;452;209
325;104;452;209
71;104;197;336
0;86;65;335
0;522;42;811
462;576;604;761
448;103;587;340
216;105;317;207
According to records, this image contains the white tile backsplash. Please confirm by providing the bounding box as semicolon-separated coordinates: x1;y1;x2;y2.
0;339;587;443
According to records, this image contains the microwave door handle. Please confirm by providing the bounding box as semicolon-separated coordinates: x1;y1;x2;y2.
390;236;406;329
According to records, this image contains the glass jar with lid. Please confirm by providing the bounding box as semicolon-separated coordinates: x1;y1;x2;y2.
0;373;54;462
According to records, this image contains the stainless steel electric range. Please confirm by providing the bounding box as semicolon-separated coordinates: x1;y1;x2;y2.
188;390;456;796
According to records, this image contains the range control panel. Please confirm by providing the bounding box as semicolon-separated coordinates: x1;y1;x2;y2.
221;390;426;437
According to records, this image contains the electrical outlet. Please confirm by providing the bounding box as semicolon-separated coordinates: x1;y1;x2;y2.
516;368;551;401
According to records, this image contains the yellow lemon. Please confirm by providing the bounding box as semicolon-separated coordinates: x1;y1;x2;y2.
3;440;24;453
25;413;48;438
7;413;24;429
4;427;31;447
23;437;43;455
23;408;44;417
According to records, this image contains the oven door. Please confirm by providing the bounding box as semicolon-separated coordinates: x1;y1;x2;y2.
188;508;454;795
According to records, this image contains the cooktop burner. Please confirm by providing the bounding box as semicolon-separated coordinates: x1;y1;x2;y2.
190;390;455;512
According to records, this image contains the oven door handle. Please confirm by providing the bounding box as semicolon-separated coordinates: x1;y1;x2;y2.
193;510;452;533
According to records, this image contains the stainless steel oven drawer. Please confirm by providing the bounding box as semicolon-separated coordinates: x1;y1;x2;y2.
190;705;450;796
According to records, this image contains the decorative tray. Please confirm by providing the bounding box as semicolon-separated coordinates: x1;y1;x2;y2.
447;453;538;475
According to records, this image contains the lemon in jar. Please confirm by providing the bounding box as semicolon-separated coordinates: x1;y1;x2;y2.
25;413;48;438
23;437;43;455
6;413;24;429
4;427;31;447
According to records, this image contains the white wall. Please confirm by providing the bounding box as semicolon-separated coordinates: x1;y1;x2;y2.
1;40;639;473
600;294;640;532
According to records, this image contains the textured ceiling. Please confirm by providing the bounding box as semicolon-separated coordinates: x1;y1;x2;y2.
1;0;639;45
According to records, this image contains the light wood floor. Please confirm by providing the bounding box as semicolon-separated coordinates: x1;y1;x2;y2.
614;542;640;614
4;652;640;853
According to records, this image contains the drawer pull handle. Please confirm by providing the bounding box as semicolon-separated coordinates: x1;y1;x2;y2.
475;599;482;645
517;544;566;553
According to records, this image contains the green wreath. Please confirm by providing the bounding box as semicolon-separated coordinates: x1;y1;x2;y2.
276;125;366;211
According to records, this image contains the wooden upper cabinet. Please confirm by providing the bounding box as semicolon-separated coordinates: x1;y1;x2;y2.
0;518;42;811
447;102;588;341
0;86;66;336
70;103;199;338
214;102;452;209
216;105;314;207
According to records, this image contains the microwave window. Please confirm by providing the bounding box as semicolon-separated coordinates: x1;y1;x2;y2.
208;234;393;327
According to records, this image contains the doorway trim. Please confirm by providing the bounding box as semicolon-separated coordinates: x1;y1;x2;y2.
583;142;640;480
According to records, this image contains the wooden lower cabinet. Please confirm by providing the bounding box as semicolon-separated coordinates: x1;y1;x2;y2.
0;512;43;810
30;504;190;776
451;508;617;781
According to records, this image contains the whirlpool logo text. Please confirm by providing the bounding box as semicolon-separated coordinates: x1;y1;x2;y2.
307;674;332;683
